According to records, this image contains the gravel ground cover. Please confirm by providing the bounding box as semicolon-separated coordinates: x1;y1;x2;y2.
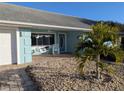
26;55;124;91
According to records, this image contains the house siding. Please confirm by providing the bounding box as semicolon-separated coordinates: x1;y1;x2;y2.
19;28;32;64
67;31;85;53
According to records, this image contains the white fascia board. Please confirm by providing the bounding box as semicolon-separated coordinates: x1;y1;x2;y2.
0;20;92;31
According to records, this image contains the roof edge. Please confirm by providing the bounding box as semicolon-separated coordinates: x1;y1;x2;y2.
0;20;92;31
5;3;95;21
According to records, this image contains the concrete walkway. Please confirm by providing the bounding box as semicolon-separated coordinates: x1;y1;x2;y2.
0;65;38;91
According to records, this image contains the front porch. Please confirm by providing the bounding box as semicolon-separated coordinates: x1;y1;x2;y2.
30;29;85;56
19;28;84;64
31;31;67;55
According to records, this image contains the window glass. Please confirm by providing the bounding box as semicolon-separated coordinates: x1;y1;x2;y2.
31;33;54;46
43;35;49;45
38;36;43;45
31;36;36;46
50;35;54;45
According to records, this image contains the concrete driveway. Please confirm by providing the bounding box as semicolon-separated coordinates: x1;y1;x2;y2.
0;64;38;91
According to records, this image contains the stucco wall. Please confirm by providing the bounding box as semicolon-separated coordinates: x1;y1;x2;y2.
19;28;32;64
67;31;85;53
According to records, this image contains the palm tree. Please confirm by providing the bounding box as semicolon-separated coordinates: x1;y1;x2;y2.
75;22;124;79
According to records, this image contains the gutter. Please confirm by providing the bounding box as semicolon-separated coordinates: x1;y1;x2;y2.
0;20;92;31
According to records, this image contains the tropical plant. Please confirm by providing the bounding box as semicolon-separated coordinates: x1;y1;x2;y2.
75;22;124;79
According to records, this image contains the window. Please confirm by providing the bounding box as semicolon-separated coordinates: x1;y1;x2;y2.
31;33;55;46
31;36;36;45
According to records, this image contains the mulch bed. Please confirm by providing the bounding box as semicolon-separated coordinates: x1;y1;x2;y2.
25;56;124;91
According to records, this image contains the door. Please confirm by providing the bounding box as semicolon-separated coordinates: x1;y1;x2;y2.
59;33;66;53
0;30;17;65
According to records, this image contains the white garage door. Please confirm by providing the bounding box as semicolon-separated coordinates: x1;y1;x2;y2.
0;29;17;65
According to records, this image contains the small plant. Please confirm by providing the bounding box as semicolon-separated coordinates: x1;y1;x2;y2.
75;22;124;79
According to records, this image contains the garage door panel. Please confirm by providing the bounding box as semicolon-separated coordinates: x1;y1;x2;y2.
0;30;17;65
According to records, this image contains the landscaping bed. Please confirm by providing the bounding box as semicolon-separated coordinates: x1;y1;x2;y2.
25;56;124;91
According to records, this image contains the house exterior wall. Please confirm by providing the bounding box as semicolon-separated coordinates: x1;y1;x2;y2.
67;31;85;53
19;28;32;64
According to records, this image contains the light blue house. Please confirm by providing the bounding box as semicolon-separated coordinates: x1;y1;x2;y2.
0;3;95;65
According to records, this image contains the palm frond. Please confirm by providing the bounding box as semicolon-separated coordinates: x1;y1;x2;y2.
75;22;123;78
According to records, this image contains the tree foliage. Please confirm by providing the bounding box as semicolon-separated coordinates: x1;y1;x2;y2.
75;22;124;79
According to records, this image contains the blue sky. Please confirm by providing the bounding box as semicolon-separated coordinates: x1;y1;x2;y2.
8;2;124;23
